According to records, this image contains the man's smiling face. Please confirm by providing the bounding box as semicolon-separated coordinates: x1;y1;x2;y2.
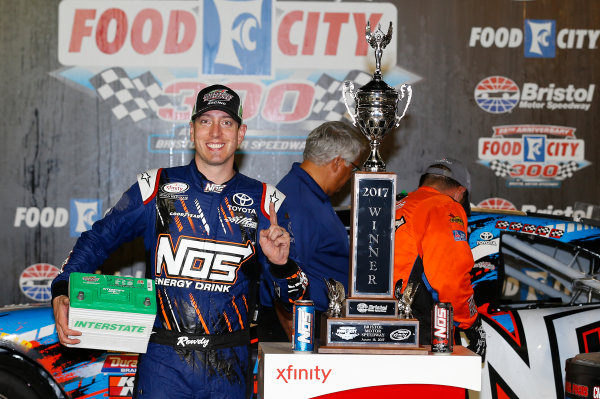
190;109;246;170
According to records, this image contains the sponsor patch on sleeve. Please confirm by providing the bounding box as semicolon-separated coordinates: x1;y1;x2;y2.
448;213;464;226
395;216;406;230
137;168;160;204
452;230;467;242
261;184;286;219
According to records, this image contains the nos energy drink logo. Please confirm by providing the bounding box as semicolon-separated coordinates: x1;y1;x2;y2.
203;0;271;75
524;20;556;58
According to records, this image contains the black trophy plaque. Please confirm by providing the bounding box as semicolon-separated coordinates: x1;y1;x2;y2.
349;172;395;297
319;316;423;354
345;298;398;318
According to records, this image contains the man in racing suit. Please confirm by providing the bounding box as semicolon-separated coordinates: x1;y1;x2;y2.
394;157;486;358
51;84;306;399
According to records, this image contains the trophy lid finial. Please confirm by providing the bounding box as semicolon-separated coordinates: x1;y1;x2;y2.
365;21;393;79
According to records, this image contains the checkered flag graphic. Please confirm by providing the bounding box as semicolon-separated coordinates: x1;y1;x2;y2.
309;70;372;121
90;68;172;122
489;160;513;177
536;226;551;236
509;222;523;231
556;161;579;179
522;224;536;234
496;221;509;229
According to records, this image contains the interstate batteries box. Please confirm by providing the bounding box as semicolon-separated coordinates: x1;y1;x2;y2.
68;272;157;353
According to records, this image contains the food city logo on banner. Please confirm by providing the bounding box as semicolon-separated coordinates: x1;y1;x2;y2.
477;125;590;188
13;199;102;237
55;0;420;155
469;19;600;58
474;75;595;114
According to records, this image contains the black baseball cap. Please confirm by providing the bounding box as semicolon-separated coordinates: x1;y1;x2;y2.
190;84;243;124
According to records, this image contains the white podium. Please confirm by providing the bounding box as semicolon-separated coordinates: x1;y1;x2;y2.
258;342;481;399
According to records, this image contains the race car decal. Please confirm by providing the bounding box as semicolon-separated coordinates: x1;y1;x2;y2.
545;305;600;397
109;375;135;398
482;311;529;366
488;364;519;399
484;218;578;242
33;341;109;397
102;355;138;373
575;319;600;353
482;305;600;399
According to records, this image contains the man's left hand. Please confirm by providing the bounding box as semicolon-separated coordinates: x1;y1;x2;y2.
259;202;290;265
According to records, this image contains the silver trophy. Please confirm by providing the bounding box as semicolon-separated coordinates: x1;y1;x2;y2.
343;21;412;172
324;278;345;318
394;279;419;319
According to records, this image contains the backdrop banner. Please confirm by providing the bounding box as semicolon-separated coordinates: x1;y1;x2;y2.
1;0;598;305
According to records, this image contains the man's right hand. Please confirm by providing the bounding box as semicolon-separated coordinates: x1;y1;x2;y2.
52;295;82;345
464;316;486;362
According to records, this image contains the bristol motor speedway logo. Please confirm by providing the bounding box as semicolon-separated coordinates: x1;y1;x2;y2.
19;263;60;302
477;124;590;188
469;19;600;58
474;76;595;114
54;1;421;154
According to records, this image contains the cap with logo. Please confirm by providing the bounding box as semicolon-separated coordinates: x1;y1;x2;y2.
424;157;471;192
190;84;243;124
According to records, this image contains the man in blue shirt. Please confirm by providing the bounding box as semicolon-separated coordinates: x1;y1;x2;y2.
258;121;366;340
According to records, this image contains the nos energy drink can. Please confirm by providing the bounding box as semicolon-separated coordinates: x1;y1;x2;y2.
293;300;315;352
431;302;454;354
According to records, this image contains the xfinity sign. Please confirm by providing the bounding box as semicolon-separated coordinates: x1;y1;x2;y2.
469;19;600;58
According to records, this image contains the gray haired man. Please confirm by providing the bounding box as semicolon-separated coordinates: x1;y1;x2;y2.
258;121;367;341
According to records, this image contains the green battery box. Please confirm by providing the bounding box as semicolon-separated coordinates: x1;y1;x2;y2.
68;272;157;353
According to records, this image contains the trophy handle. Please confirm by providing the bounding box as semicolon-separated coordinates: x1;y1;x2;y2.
342;80;358;126
395;84;412;127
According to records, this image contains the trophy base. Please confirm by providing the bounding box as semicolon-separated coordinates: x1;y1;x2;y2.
319;314;422;353
317;345;428;355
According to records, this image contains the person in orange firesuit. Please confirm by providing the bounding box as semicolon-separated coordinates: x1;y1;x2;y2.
393;157;486;358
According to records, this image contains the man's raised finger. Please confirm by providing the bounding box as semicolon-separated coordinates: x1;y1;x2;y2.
269;201;278;226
